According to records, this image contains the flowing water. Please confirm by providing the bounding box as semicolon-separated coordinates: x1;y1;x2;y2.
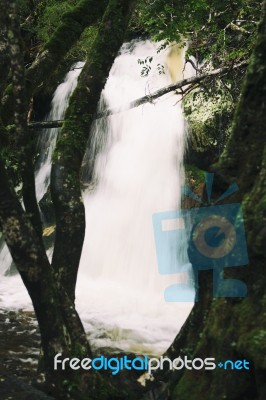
76;40;194;354
35;61;85;203
0;40;194;355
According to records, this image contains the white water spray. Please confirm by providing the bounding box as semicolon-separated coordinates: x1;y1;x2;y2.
76;40;194;354
35;61;84;203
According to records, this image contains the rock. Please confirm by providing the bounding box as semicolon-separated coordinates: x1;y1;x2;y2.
0;370;55;400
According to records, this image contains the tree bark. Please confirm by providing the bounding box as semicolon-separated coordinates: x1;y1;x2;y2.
28;120;64;129
1;0;108;124
25;0;108;91
0;158;91;379
0;2;93;395
0;10;9;96
51;0;136;302
4;0;43;240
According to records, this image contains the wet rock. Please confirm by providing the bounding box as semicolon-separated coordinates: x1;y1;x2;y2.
0;370;55;400
0;308;56;399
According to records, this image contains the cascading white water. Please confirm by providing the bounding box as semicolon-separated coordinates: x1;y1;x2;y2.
0;240;13;276
0;62;84;303
35;61;84;203
76;40;194;354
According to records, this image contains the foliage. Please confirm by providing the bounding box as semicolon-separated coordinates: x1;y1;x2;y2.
36;0;80;43
135;0;260;64
17;0;32;19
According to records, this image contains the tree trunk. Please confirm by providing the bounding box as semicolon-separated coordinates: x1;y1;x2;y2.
1;0;108;125
0;158;91;379
4;0;43;239
148;2;266;399
51;0;136;302
0;2;93;396
26;0;108;91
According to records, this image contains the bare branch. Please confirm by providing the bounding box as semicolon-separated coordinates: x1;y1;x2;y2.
224;22;251;34
28;60;248;128
28;120;64;129
96;60;248;118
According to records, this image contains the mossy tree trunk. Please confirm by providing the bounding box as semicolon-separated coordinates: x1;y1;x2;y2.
5;0;43;239
51;0;136;302
0;157;90;376
0;11;9;97
25;0;108;89
0;0;137;397
1;0;108;125
149;2;266;399
1;0;91;386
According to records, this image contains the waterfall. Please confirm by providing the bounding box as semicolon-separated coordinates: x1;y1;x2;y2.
0;41;194;354
35;61;84;203
76;40;194;354
0;240;13;276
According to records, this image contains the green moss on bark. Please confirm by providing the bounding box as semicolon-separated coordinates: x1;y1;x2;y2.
154;3;266;399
